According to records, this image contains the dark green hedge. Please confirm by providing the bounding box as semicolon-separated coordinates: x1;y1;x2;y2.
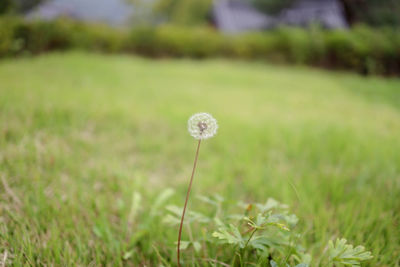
1;17;399;75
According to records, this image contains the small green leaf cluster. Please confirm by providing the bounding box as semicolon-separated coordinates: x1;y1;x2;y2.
163;194;373;266
328;238;373;267
210;198;309;266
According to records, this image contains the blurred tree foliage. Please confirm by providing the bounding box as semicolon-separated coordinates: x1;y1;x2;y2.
252;0;294;14
0;0;15;14
252;0;400;27
153;0;212;25
340;0;400;27
1;17;400;75
127;0;212;25
0;0;44;14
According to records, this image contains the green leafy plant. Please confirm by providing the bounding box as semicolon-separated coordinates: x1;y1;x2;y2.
164;194;373;266
210;198;309;266
328;238;373;266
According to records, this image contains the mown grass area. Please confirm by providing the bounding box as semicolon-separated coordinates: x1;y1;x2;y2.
0;52;399;266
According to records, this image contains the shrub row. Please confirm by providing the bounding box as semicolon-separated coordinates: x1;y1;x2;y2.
1;16;400;75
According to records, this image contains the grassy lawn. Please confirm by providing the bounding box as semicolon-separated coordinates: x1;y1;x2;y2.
0;52;399;266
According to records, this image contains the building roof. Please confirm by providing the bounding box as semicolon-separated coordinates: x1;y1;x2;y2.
213;0;348;33
26;0;134;26
278;0;348;28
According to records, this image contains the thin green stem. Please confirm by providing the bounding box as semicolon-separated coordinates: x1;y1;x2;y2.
244;228;257;249
232;228;258;267
177;139;202;267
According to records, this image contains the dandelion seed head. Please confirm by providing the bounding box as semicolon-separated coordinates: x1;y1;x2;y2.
188;113;218;140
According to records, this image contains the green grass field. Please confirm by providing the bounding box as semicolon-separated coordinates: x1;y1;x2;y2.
0;52;399;266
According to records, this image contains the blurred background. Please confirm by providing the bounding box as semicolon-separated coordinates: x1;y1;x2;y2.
1;0;400;266
0;0;399;75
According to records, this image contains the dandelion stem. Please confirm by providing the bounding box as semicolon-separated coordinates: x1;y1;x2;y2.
177;139;202;267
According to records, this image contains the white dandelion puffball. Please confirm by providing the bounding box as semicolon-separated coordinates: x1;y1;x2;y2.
188;113;218;140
